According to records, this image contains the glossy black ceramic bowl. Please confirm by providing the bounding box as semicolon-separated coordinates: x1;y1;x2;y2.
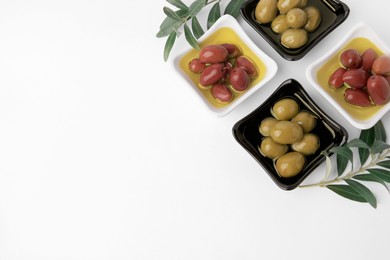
232;79;348;190
240;0;350;61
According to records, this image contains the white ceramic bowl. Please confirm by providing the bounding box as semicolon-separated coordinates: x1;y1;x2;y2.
170;15;278;117
306;22;390;129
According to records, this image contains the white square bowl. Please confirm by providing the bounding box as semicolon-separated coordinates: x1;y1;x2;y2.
306;22;390;129
170;15;278;117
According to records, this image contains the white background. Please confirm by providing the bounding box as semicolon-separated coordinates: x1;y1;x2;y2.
0;0;390;259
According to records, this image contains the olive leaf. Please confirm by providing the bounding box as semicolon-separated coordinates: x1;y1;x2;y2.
207;2;221;29
164;31;177;61
166;0;188;10
192;16;205;39
377;160;390;169
345;179;377;208
347;138;371;149
358;125;375;165
371;140;390;155
326;185;367;203
374;120;386;142
187;0;207;18
367;168;390;183
163;6;182;20
184;23;199;50
353;174;390;193
330;146;353;176
224;0;246;17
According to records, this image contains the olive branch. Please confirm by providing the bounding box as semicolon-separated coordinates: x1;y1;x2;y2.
156;0;246;61
300;120;390;208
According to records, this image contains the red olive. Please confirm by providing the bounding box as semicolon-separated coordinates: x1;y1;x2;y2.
229;67;250;92
372;55;390;76
361;48;378;72
367;75;390;105
329;67;346;89
199;63;225;86
340;49;362;69
220;43;242;59
211;83;233;103
235;56;259;79
342;69;370;89
344;88;372;107
199;45;229;64
188;58;206;73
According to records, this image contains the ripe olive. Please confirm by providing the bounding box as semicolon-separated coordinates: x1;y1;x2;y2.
298;0;308;8
372;55;390;76
255;0;278;24
229;67;250;92
275;152;305;178
236;56;258;79
329;67;346;89
199;45;229;64
270;121;303;144
199;63;225;87
361;48;378;72
304;6;321;32
286;8;307;29
342;69;370;89
271;15;290;34
211;83;233;103
259;137;288;159
344;88;373;107
291;111;317;133
340;49;362;69
367;75;390;105
291;133;320;156
220;43;242;59
259;117;279;136
281;28;308;49
272;98;299;120
189;58;206;74
277;0;301;14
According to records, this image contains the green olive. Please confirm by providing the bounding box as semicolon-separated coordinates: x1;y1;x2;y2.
272;98;299;120
304;6;321;32
291;133;320;155
281;28;308;49
277;0;301;14
271;15;290;34
259;137;288;159
259;117;279;136
286;8;307;29
291;111;317;133
270;121;303;144
255;0;278;24
275;152;305;178
298;0;308;8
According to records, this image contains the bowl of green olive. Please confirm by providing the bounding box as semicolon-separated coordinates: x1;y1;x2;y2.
232;79;348;190
240;0;350;61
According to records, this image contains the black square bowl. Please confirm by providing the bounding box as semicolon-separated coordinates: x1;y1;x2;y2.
240;0;350;61
232;79;348;190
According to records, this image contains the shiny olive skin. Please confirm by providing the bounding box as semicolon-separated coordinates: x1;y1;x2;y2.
188;58;206;74
199;45;229;64
236;56;258;79
220;43;242;59
361;48;378;72
272;98;299;120
281;29;308;49
329;67;347;89
275;152;305;178
286;8;307;29
277;0;301;14
342;69;370;89
291;133;320;155
304;6;321;32
340;49;362;69
344;88;373;107
199;63;225;86
298;0;308;8
255;0;278;24
271;14;290;34
259;117;279;136
367;75;390;105
211;83;233;103
372;55;390;76
260;137;288;159
270;121;303;144
229;67;250;92
291;111;317;133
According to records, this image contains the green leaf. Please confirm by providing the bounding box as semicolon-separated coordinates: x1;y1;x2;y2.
353;174;390;193
224;0;245;17
367;168;390;183
371;140;390;155
207;2;221;29
359;126;375;165
374;120;386;142
336;153;349;176
157;17;182;38
163;6;182;20
330;146;353;176
347;138;371;149
377;160;390;169
191;16;204;39
327;185;368;203
345;179;377;208
159;9;187;29
188;0;207;18
184;23;199;50
166;0;188;10
163;31;177;61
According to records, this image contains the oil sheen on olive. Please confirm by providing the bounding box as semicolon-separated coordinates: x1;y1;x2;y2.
270;121;303;144
259;117;279;136
271;15;289;34
277;0;301;14
199;63;225;86
304;6;321;32
260;137;288;159
367;75;390;105
229;67;250;92
281;28;308;49
275;152;305;178
236;56;259;79
291;111;317;133
286;8;307;29
199;45;229;64
255;0;278;24
291;133;320;155
211;83;233;103
272;98;299;120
